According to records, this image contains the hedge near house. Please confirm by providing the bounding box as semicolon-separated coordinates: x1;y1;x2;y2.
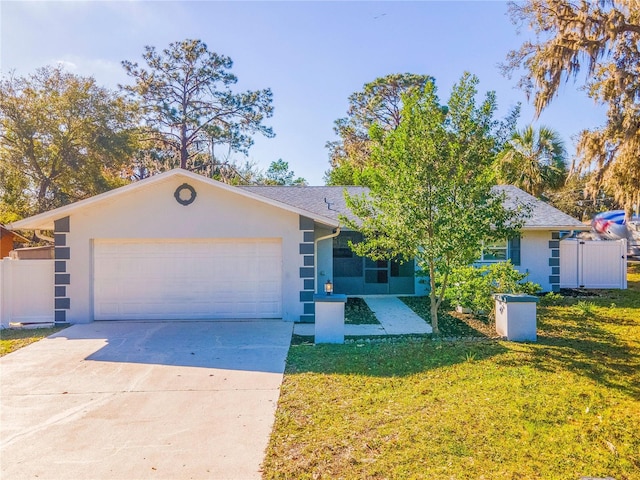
444;261;541;316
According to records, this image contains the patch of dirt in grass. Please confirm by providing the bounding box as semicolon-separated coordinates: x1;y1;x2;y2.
559;288;602;297
0;326;67;356
345;297;379;325
400;296;498;338
446;310;500;338
290;334;315;346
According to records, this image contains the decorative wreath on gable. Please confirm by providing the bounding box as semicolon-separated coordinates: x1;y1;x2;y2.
174;183;197;206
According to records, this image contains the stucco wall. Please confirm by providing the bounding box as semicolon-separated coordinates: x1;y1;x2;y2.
316;237;334;293
62;176;304;323
519;230;554;292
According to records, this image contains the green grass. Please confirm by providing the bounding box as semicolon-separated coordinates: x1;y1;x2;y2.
262;264;640;479
0;326;67;356
345;297;380;325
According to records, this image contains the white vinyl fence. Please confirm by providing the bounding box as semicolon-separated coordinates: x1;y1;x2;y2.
560;239;627;289
0;258;54;328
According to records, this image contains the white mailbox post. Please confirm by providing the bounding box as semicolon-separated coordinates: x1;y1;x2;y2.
313;294;347;344
493;293;539;342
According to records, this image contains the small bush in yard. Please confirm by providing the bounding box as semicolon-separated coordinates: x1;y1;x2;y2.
539;291;564;306
445;261;540;315
574;300;596;317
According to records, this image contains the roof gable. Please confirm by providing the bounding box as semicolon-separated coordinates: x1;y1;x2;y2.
9;169;339;230
0;225;30;243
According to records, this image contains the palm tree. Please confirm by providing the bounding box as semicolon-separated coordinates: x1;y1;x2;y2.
495;125;567;197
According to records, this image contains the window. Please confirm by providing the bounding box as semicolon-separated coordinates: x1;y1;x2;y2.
333;232;362;258
481;239;508;262
333;232;364;277
390;258;414;277
365;269;388;284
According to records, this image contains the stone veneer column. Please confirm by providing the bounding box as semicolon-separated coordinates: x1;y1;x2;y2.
53;216;71;324
548;231;560;292
298;216;315;322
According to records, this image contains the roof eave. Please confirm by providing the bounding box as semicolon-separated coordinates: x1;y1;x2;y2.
0;226;31;243
8;169;339;231
523;225;590;231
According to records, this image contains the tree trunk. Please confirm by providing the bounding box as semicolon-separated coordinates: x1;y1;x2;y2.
430;291;439;335
36;177;52;214
429;261;439;335
180;122;188;169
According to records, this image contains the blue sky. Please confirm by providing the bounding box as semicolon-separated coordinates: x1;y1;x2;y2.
1;1;606;185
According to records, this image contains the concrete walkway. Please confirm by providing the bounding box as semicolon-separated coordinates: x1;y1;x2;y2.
293;296;432;336
1;320;292;480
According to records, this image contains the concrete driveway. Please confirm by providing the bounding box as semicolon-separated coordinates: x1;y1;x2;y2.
0;320;293;479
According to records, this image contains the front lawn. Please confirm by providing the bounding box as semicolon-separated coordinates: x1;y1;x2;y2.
0;326;67;357
263;264;640;479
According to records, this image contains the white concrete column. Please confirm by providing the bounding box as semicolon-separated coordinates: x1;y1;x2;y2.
314;294;346;344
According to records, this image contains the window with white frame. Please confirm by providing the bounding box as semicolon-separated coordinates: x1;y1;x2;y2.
481;239;508;262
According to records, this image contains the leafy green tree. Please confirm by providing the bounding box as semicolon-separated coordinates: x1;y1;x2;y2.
122;39;274;172
325;73;435;185
495;125;567;197
0;66;136;221
342;73;527;334
545;173;617;221
504;0;640;217
262;159;307;186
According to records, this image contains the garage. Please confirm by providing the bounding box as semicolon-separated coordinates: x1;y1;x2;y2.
8;169;339;324
93;238;282;320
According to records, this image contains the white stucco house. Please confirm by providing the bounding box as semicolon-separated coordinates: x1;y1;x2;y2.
7;168;586;325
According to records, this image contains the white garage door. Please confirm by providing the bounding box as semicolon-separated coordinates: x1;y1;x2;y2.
93;239;282;320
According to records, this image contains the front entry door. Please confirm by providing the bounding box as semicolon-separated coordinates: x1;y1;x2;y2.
364;259;390;294
363;258;415;295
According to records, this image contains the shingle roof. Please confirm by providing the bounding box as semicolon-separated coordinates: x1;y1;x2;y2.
238;185;366;222
240;184;587;230
494;185;587;229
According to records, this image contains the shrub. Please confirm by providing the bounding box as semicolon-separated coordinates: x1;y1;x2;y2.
574;300;596;317
539;291;564;306
444;261;541;315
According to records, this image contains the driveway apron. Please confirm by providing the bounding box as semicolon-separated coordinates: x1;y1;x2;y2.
0;320;292;480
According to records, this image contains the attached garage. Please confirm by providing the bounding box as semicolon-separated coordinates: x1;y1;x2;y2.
8;169;339;324
93;239;282;320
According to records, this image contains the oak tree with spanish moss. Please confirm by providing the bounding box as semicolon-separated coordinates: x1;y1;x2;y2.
503;0;640;217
